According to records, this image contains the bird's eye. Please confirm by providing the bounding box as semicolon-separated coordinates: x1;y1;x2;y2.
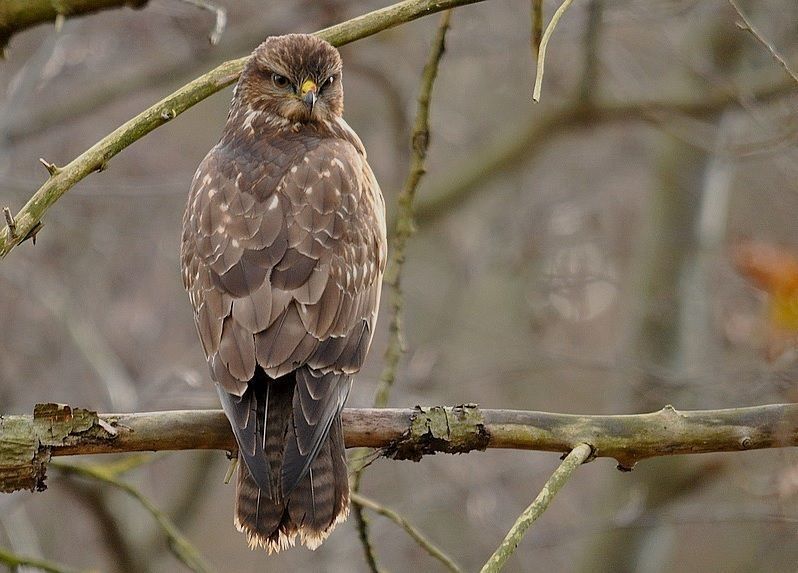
271;74;290;88
323;75;335;89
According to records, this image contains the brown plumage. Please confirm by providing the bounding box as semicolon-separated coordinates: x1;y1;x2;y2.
180;34;386;552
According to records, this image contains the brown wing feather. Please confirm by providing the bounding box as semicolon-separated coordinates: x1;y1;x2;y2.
181;135;385;396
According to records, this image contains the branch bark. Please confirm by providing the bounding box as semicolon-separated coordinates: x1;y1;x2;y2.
2;402;797;493
0;0;149;50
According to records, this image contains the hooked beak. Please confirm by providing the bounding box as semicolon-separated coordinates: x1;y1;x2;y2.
300;79;317;113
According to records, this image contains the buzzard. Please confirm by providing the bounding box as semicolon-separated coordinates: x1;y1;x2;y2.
180;34;386;552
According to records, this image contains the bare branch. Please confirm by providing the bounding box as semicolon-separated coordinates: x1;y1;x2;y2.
533;0;576;102
0;0;149;50
727;0;798;85
179;0;227;46
351;495;381;573
479;444;592;572
0;546;89;573
53;460;214;573
0;0;492;259
354;12;452;569
352;492;463;573
376;9;452;408
2;402;797;493
352;15;453;568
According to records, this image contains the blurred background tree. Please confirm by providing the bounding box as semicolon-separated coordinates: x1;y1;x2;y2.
0;0;797;571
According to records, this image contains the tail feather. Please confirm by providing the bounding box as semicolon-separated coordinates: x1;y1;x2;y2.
230;372;350;553
288;415;349;550
234;462;298;551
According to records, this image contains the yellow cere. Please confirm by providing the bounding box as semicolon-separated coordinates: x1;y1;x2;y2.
300;79;317;96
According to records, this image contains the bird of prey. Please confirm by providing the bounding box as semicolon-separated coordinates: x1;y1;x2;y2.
180;34;386;552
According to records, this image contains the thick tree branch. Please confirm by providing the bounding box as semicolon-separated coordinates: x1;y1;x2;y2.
2;402;797;493
0;0;491;260
0;0;149;50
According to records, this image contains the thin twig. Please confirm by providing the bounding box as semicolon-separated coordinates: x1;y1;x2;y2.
60;480;142;573
179;0;227;45
52;461;214;573
479;443;592;573
0;0;489;259
353;13;453;569
62;453;163;572
351;474;382;573
375;9;452;408
38;157;60;176
727;0;798;85
352;493;463;573
533;0;577;102
0;546;88;573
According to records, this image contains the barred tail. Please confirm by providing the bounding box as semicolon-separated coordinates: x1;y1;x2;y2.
234;413;350;553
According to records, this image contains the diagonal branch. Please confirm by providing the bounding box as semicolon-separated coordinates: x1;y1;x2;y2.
727;0;798;85
352;492;463;573
52;460;214;573
479;444;592;572
0;546;89;573
0;0;492;260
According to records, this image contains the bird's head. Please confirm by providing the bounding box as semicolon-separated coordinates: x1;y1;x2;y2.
236;34;344;125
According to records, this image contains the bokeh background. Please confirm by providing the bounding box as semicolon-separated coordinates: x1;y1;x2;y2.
2;0;798;571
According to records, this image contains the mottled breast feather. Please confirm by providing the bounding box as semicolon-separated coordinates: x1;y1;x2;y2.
180;118;387;397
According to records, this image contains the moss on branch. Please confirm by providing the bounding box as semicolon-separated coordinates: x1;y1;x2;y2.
2;402;797;493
